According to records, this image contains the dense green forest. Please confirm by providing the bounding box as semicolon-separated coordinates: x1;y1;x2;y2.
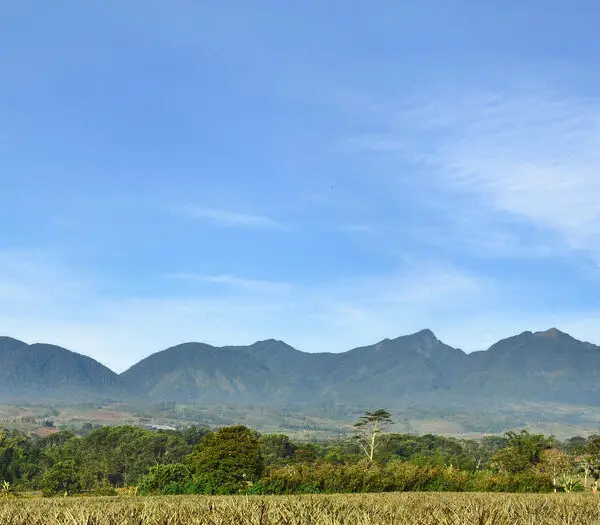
2;415;600;496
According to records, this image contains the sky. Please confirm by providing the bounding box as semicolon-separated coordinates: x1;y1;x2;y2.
1;1;600;372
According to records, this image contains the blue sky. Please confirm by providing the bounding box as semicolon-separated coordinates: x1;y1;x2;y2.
2;1;600;371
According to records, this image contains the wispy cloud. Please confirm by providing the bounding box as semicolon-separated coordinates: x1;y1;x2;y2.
176;206;282;229
353;88;600;259
168;273;295;293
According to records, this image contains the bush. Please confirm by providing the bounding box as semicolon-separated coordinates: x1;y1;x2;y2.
258;460;556;495
247;479;286;495
87;479;118;496
41;460;82;497
466;471;553;493
561;476;584;492
137;463;192;495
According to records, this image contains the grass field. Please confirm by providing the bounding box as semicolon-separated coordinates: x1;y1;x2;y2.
2;493;600;525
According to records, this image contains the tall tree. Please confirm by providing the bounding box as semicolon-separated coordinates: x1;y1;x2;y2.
354;409;393;466
538;448;572;492
575;436;600;492
259;434;297;466
40;460;81;496
187;425;263;494
491;430;554;474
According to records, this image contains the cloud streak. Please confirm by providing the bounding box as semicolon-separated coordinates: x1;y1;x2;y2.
354;88;600;259
168;273;295;293
176;206;282;229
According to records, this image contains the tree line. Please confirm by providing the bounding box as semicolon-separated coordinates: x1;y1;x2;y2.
2;411;600;496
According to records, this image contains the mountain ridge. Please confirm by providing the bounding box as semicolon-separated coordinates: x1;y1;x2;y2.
0;336;126;401
2;328;600;407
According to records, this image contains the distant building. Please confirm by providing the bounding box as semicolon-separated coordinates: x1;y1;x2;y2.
146;424;177;431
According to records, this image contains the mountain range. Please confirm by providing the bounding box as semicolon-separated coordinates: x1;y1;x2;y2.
2;328;600;409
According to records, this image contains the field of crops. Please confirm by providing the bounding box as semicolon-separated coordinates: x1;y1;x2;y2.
2;492;600;525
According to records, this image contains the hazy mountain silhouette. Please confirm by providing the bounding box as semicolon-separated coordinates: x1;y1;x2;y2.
0;336;125;401
2;328;600;408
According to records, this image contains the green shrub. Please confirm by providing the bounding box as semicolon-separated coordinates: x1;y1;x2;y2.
40;460;82;497
137;464;192;495
87;479;118;496
247;479;286;495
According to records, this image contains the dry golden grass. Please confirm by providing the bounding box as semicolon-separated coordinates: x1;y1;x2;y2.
2;492;599;525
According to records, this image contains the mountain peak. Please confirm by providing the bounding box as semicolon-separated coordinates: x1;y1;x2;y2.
416;328;437;339
247;340;302;360
536;327;567;338
0;338;123;401
389;329;438;344
252;338;286;345
251;339;296;350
